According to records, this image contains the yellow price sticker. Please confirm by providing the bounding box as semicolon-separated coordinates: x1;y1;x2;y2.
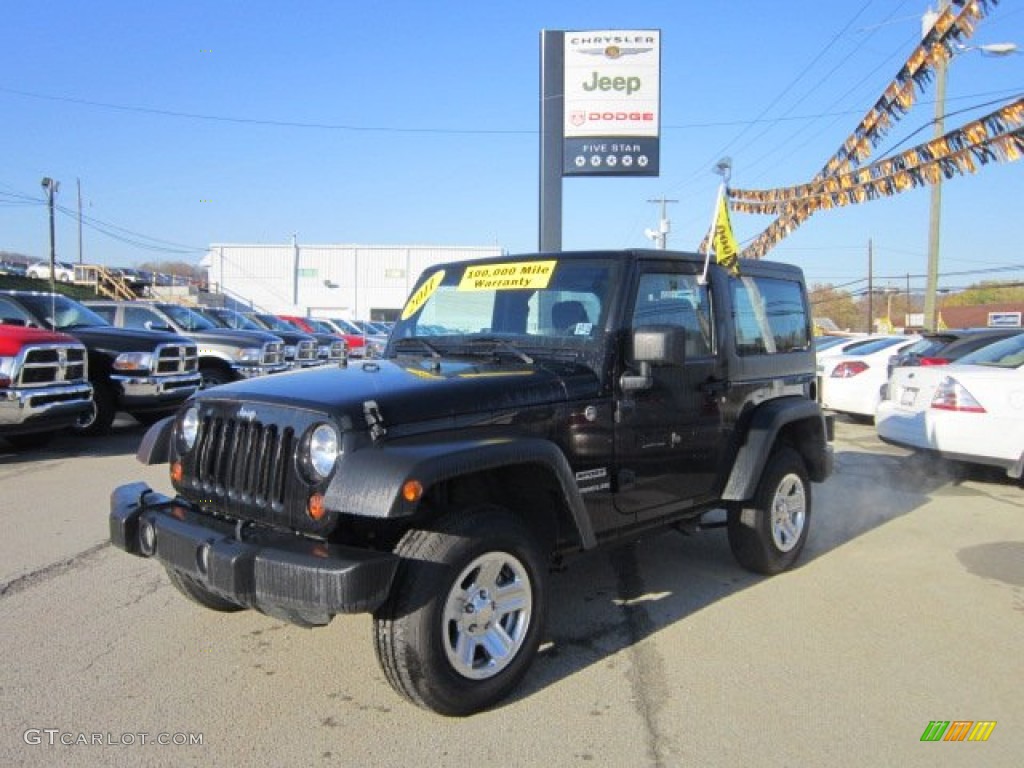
400;269;445;320
457;260;557;291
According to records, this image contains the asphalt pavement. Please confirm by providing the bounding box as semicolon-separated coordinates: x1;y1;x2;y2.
1;417;1021;767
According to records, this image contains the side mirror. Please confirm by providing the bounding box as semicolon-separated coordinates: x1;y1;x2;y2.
619;325;686;392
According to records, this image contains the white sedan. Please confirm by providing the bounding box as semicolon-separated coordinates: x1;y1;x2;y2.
26;260;75;282
818;335;920;420
876;332;1024;479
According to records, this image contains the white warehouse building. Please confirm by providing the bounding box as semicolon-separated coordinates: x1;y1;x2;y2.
204;242;505;321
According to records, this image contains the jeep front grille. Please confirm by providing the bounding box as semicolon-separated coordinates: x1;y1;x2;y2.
190;415;298;527
155;343;199;375
16;344;88;386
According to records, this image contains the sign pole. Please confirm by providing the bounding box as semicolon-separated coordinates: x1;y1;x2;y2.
539;30;564;253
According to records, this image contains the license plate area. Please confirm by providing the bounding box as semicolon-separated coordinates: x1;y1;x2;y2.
900;387;918;406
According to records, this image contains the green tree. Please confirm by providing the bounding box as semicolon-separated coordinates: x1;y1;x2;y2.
809;284;861;333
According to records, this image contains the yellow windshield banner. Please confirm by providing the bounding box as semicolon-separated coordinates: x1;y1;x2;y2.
400;269;445;320
457;260;557;291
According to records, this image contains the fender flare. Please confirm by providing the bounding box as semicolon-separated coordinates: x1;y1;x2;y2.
324;436;597;549
722;397;830;501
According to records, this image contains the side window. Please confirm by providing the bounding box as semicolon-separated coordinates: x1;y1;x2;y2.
0;298;34;325
731;276;810;356
123;306;159;330
632;273;712;356
88;305;116;323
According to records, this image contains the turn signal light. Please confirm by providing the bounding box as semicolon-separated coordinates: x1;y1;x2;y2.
307;493;327;521
402;480;424;502
170;461;183;483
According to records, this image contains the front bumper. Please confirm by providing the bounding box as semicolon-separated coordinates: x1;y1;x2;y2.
232;363;290;378
0;381;93;433
112;372;201;409
109;483;399;623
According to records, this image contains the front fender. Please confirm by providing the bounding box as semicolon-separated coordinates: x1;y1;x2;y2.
324;437;597;548
136;415;176;464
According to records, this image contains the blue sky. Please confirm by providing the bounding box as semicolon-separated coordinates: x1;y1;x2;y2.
2;0;1022;294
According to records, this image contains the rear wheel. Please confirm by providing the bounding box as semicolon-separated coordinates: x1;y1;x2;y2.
165;567;245;612
728;446;811;575
373;505;547;716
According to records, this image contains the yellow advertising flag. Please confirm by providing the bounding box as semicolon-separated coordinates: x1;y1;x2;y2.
712;192;740;276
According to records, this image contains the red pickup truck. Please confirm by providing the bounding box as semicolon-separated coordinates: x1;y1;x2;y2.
0;323;93;448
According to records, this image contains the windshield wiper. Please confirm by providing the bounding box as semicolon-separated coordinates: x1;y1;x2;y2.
465;337;534;364
393;336;443;359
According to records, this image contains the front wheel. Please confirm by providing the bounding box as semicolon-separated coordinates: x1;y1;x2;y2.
373;505;547;716
71;379;116;436
728;446;811;575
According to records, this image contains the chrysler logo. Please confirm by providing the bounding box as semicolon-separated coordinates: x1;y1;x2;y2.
237;406;257;421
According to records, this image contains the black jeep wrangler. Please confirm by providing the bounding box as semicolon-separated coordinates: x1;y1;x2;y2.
110;250;832;715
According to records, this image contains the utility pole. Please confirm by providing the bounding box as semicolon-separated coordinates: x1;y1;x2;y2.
77;178;84;265
644;197;677;250
867;238;874;333
922;2;948;332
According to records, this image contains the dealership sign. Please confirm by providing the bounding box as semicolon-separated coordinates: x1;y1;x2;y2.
562;29;661;177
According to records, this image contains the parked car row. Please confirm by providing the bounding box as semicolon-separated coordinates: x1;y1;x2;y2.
813;328;1024;480
1;291;201;444
0;291;358;449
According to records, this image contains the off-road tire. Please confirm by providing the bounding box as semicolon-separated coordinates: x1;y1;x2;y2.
373;505;547;716
727;445;811;575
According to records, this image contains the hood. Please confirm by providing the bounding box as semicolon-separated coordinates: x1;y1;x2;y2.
198;355;601;429
59;324;195;353
262;329;311;345
1;324;80;352
181;328;281;347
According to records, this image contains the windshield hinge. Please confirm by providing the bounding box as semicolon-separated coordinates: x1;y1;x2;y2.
363;400;387;442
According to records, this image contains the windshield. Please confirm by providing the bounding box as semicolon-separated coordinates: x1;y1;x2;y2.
160;304;217;331
14;294;110;330
844;336;908;356
957;332;1024;368
390;257;618;356
209;309;262;330
254;314;295;332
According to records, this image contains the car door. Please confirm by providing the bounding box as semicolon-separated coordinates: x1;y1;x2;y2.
613;264;726;522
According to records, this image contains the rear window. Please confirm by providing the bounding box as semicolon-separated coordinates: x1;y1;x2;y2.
902;336;950;358
731;276;810;356
957;333;1024;368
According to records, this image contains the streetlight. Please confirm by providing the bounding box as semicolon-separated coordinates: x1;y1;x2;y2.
40;177;59;292
922;4;1018;331
644;197;677;250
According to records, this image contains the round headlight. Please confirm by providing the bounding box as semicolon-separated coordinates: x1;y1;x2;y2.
180;406;200;451
308;423;340;479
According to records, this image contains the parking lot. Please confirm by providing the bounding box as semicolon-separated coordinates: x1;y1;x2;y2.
1;417;1021;767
